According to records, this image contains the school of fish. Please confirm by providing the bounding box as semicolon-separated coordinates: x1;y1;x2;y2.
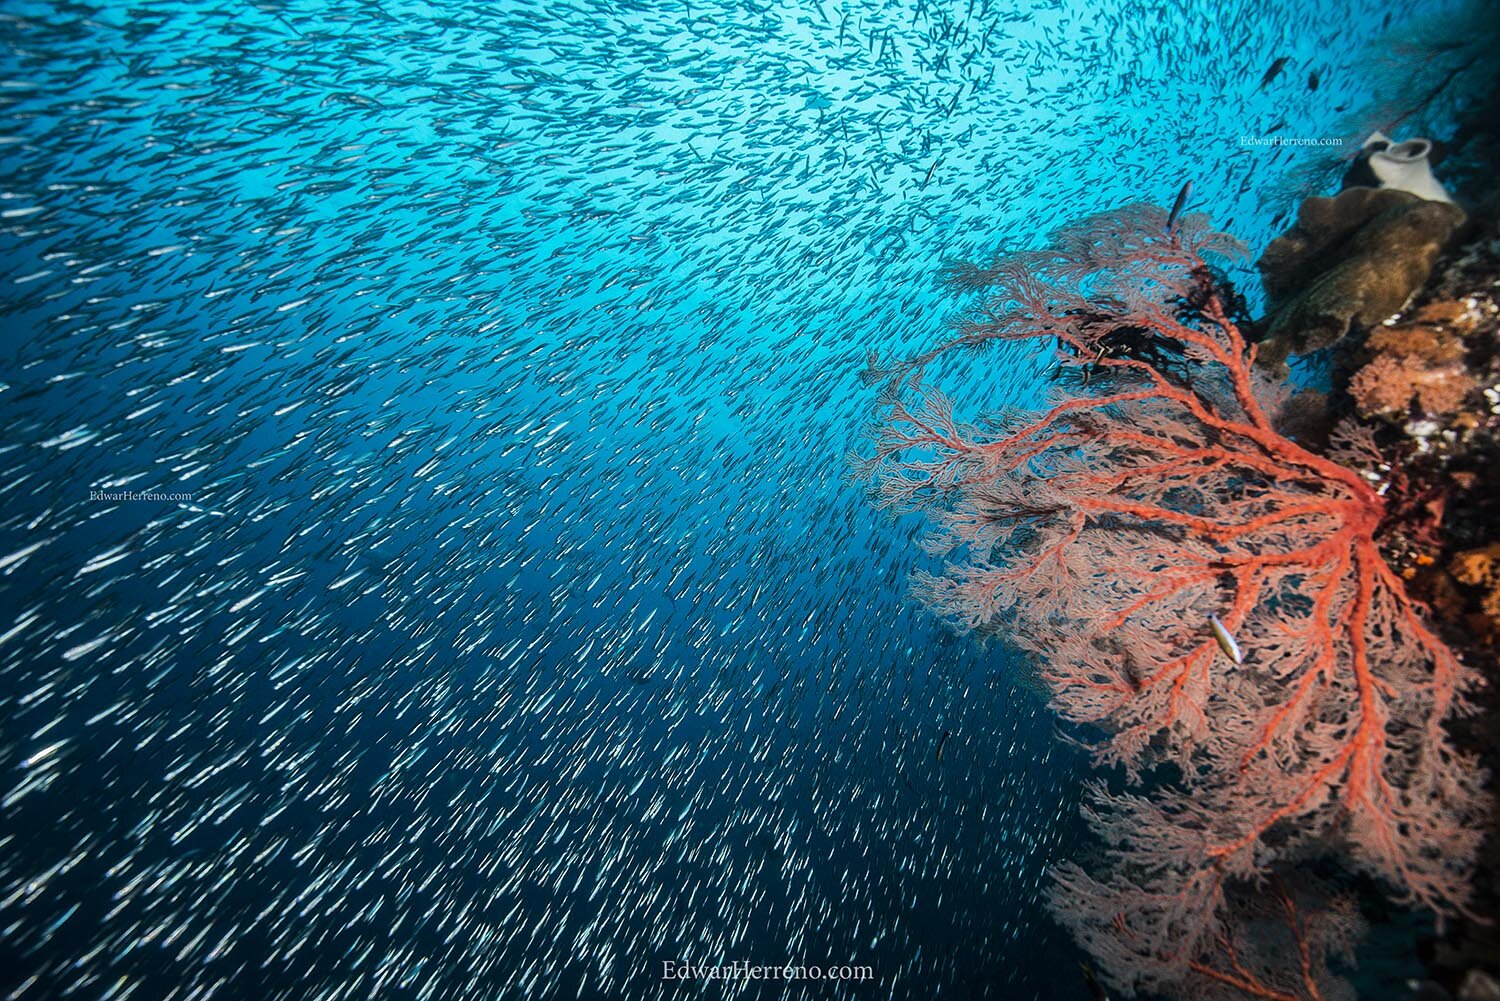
0;0;1421;997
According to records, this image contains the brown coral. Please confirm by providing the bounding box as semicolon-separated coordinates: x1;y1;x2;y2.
1256;188;1466;373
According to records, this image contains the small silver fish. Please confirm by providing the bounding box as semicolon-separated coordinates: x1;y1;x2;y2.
1209;614;1243;664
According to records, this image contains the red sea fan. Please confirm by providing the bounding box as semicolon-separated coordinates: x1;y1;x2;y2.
1054;853;1368;1001
854;203;1490;997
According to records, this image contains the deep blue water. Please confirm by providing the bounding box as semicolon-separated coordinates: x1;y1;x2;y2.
0;1;1462;998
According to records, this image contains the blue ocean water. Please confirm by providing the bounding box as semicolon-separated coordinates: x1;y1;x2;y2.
0;0;1462;998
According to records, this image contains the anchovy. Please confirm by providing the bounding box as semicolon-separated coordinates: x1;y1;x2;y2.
0;3;1288;996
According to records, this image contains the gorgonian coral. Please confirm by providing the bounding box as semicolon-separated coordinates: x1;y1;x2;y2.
855;203;1490;999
